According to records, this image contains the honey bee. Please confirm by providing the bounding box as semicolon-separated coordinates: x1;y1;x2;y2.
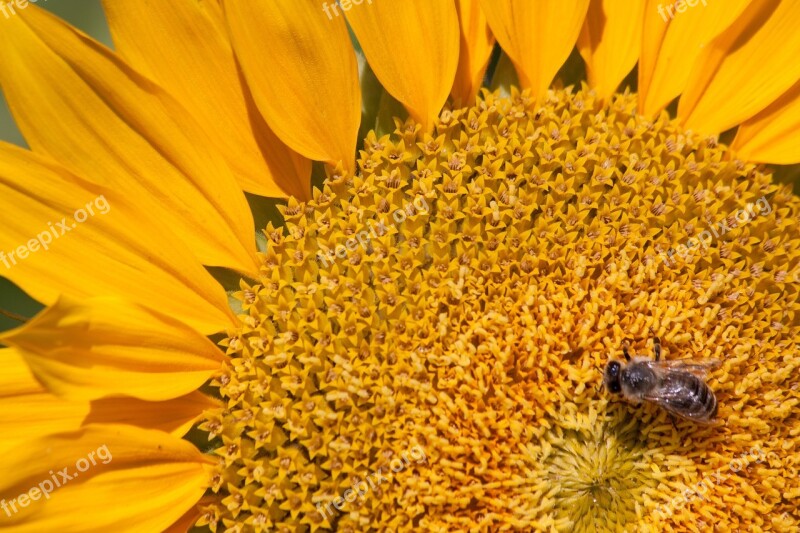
604;335;721;423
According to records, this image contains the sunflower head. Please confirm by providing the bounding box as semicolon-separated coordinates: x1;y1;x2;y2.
195;87;800;531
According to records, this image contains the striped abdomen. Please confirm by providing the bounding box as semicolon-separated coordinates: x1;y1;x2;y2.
654;372;717;422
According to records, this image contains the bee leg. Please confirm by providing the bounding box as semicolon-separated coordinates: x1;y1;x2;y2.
652;335;661;361
670;414;679;432
622;340;631;362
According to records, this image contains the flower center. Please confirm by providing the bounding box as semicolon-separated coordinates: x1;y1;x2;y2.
537;415;654;530
195;87;795;531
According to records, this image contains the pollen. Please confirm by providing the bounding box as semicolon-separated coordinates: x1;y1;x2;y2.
197;87;800;531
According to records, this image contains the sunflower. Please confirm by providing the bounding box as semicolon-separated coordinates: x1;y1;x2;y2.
0;0;798;531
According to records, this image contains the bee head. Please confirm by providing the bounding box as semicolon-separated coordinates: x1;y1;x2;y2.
604;361;623;394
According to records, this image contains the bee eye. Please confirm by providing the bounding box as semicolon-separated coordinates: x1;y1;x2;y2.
604;361;623;394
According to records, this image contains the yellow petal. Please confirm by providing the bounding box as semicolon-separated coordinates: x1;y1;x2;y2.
0;348;89;447
637;0;671;112
678;0;800;133
0;424;211;532
451;0;496;106
101;0;311;200
1;296;224;402
480;0;590;99
86;393;220;437
0;7;259;273
0;348;43;398
638;0;751;116
0;145;235;335
0;349;207;448
223;0;361;174
731;79;800;164
347;0;460;130
577;0;644;99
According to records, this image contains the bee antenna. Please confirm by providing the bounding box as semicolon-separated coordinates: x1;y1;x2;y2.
622;340;631;361
595;362;604;392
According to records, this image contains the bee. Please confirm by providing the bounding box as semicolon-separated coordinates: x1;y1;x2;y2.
604;334;721;423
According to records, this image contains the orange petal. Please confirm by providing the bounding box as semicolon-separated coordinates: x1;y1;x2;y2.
0;348;89;447
637;0;670;111
678;0;800;133
101;0;311;200
1;296;225;402
731;79;800;164
577;0;645;99
0;424;211;532
0;145;236;334
347;0;460;130
0;349;209;447
451;0;496;106
223;0;361;174
0;7;259;273
479;0;591;99
86;392;220;437
639;0;752;117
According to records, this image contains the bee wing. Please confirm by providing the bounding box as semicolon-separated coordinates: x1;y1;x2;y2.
643;358;721;379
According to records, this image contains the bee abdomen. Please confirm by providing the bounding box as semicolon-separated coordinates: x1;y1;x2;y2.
669;374;717;420
693;377;717;418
